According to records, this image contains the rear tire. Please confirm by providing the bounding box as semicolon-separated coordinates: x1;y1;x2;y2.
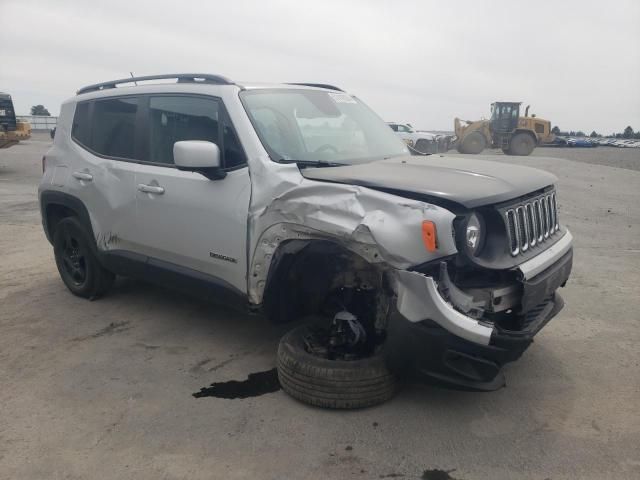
458;132;486;154
277;325;397;409
508;132;536;156
53;217;114;299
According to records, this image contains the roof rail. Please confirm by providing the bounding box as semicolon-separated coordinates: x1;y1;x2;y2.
77;73;233;95
287;83;344;92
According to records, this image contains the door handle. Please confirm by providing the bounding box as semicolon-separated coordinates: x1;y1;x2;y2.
137;184;165;195
72;171;93;181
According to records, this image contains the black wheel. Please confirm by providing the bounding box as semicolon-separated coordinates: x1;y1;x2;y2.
459;132;486;154
53;217;114;299
277;325;397;409
509;132;536;156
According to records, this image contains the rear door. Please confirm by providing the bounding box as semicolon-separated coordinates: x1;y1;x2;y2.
67;97;140;253
132;94;251;294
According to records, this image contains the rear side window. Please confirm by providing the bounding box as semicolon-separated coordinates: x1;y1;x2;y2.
91;97;138;159
149;96;220;165
71;102;91;146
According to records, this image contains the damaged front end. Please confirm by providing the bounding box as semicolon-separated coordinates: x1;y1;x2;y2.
248;159;573;391
390;231;573;390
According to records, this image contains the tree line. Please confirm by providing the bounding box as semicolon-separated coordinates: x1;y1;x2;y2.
551;125;640;139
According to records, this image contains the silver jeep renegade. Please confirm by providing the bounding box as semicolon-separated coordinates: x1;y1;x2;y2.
39;74;573;408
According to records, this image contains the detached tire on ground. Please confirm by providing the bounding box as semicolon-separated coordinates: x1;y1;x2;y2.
53;217;114;299
508;132;536;156
277;326;397;409
457;132;486;154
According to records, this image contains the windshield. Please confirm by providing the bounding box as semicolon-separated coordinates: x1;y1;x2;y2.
240;89;409;165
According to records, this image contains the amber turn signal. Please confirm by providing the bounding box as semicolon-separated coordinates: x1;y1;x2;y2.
421;221;437;252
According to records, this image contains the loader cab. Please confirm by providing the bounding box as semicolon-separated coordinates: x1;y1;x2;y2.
0;93;18;132
490;102;520;134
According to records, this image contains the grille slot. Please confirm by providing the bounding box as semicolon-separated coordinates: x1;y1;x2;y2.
534;200;543;242
525;203;536;247
506;210;519;255
516;206;528;252
503;191;560;257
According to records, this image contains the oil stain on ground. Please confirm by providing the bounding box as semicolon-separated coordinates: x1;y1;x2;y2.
379;469;460;479
421;469;460;480
193;368;281;399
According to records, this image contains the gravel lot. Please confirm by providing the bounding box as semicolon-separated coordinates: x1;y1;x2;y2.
1;135;639;480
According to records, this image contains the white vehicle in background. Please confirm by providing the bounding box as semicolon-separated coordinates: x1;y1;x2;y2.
387;122;438;153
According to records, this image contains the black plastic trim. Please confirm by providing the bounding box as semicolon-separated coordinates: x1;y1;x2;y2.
385;292;565;391
40;191;95;245
286;83;344;92
100;250;248;311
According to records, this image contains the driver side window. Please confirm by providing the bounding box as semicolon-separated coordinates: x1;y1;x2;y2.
146;95;246;168
148;96;220;165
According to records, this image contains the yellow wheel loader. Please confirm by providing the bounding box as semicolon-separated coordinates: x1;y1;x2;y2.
0;92;31;148
454;102;553;156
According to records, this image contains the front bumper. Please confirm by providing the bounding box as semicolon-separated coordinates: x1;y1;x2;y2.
386;292;564;390
389;232;573;390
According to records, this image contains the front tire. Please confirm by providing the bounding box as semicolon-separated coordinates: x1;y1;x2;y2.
277;325;397;409
53;217;114;299
508;132;536;156
458;132;486;154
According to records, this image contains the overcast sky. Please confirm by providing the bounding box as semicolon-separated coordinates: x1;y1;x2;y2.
1;0;639;134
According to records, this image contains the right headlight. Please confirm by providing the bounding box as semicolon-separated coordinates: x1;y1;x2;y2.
465;213;486;256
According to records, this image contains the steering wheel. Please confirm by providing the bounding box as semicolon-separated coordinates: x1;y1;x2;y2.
314;144;339;154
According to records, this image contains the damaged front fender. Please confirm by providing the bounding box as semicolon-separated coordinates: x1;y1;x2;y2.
247;172;458;304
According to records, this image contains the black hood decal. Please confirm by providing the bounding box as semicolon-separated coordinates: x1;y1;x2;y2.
301;156;557;208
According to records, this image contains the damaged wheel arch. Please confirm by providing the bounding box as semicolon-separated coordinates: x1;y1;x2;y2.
261;238;393;325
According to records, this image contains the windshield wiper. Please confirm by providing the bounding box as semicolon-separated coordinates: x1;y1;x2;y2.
278;159;345;168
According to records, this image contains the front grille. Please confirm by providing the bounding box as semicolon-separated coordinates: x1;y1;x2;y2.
504;191;559;256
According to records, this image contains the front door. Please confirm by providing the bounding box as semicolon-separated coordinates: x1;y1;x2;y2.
132;95;251;294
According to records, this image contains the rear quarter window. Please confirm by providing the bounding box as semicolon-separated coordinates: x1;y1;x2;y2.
71;102;91;146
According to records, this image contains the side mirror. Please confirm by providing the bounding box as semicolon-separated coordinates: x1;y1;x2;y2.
173;140;226;180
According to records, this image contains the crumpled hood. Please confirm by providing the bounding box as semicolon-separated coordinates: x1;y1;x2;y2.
301;155;557;208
